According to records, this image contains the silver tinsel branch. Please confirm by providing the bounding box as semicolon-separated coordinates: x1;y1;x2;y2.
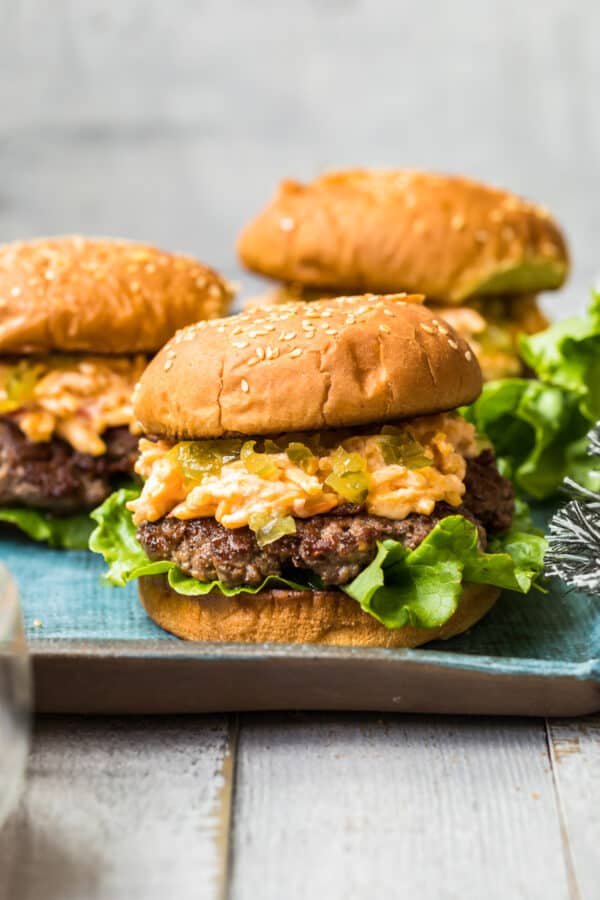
545;423;600;594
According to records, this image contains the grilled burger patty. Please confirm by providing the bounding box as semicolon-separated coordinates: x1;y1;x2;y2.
0;417;138;514
137;452;514;588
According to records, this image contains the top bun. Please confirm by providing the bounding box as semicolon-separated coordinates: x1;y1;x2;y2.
134;294;482;439
238;169;568;304
0;236;233;354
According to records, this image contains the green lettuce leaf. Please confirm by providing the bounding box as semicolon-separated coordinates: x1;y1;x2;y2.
519;290;600;420
465;378;593;499
464;290;600;500
90;490;545;631
342;515;545;628
0;506;93;550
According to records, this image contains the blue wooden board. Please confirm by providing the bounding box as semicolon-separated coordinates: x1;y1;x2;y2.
1;519;599;715
1;525;597;679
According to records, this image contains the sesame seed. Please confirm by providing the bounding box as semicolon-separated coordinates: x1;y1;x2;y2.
289;348;302;358
232;340;249;349
129;280;140;292
451;214;465;230
241;378;249;393
437;324;449;335
164;359;173;371
232;326;243;335
208;284;221;298
379;324;391;334
283;331;296;341
383;308;395;317
420;323;435;334
448;338;459;350
279;216;295;232
44;270;55;280
465;349;473;361
248;357;259;366
10;286;21;296
325;328;338;335
541;240;559;258
489;209;503;223
255;347;265;360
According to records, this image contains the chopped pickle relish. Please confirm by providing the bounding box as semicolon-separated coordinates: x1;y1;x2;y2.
0;355;147;455
128;414;479;542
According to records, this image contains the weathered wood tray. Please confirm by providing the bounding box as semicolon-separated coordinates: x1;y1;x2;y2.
3;530;598;716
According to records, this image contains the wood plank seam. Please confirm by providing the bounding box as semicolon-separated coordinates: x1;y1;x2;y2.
220;714;240;900
545;718;582;900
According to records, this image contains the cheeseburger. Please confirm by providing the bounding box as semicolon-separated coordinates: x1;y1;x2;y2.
0;236;232;545
92;294;544;647
238;169;569;380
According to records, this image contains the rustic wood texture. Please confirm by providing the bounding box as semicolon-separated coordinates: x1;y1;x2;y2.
229;713;574;900
0;716;235;900
2;714;599;898
547;717;600;900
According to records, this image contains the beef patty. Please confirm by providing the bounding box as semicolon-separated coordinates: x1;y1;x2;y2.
0;417;138;514
137;452;514;588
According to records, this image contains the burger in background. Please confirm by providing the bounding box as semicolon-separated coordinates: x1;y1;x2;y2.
91;294;544;647
237;169;568;381
0;236;233;547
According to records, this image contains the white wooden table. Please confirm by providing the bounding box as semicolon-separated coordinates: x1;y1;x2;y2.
0;713;598;899
1;2;599;897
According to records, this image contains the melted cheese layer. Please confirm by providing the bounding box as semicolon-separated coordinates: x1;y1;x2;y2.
430;296;548;381
129;413;478;528
0;355;147;455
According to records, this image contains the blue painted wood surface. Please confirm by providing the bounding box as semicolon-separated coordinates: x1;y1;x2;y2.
1;524;598;682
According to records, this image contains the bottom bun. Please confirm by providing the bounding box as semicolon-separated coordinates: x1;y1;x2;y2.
138;576;499;648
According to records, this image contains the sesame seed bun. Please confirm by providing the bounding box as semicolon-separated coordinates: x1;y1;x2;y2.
138;575;499;647
0;236;233;354
238;169;568;304
134;294;482;439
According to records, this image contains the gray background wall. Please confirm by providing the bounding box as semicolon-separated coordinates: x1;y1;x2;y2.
1;0;597;314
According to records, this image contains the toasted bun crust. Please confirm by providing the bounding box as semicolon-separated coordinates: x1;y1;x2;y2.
0;236;233;354
238;169;568;304
138;576;499;647
134;294;482;439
